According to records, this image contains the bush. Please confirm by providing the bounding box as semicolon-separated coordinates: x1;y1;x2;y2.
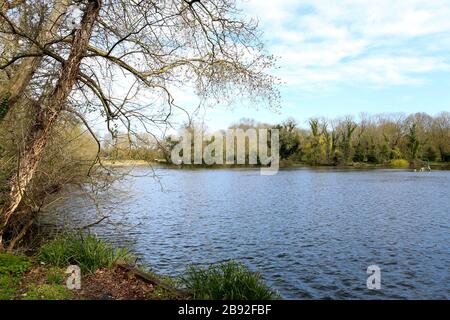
423;146;437;162
0;253;33;276
38;234;134;273
391;148;403;160
441;152;450;162
180;261;276;300
390;159;409;168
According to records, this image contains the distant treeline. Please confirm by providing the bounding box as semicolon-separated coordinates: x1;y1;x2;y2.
102;112;450;167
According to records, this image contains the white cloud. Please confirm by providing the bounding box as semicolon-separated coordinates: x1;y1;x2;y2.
242;0;450;90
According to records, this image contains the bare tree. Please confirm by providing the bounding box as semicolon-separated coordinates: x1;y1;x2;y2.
0;0;278;247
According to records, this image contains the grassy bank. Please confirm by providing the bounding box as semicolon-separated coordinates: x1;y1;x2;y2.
0;234;277;300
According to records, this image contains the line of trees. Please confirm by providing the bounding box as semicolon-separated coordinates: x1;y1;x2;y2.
102;112;450;167
274;112;450;166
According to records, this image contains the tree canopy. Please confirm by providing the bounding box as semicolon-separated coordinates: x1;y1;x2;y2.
0;0;278;248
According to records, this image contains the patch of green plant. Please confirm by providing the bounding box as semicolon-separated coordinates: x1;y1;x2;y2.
0;253;33;276
0;274;19;300
39;233;134;273
180;261;277;300
390;159;409;168
46;267;65;285
38;236;73;268
23;284;72;300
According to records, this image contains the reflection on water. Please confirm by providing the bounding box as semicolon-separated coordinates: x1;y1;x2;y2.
42;168;450;299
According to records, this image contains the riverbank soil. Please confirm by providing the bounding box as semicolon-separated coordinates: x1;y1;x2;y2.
0;253;179;300
74;267;156;300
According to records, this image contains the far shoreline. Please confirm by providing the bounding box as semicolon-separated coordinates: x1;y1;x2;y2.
99;160;450;171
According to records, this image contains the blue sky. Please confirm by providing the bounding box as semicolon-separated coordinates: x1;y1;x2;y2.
89;0;450;134
188;0;450;129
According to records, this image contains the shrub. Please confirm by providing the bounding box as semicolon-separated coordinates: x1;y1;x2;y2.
0;253;33;276
180;261;276;300
391;148;403;160
38;234;134;273
390;159;409;168
423;146;437;162
441;152;450;162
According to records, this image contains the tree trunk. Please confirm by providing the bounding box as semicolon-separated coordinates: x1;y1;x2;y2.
0;0;71;121
7;215;35;251
0;0;24;12
0;0;102;248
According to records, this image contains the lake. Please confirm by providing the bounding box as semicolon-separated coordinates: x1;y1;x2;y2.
43;167;450;299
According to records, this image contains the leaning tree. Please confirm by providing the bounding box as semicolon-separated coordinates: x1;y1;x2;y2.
0;0;278;248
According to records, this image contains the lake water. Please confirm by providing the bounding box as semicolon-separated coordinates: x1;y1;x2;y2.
44;167;450;299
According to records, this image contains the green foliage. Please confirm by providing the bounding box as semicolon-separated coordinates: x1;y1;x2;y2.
38;234;134;273
391;147;403;160
0;253;31;300
0;253;33;276
390;159;409;168
442;152;450;162
0;253;74;300
277;122;301;160
423;146;437;162
106;113;449;167
406;123;421;160
181;261;277;300
305;118;323;165
38;236;72;268
46;267;65;285
353;142;365;162
367;145;379;163
340;120;357;164
23;284;72;300
378;144;391;162
0;274;18;300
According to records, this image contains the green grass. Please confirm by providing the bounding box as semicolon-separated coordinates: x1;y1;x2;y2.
22;284;72;300
1;235;135;300
180;261;277;300
38;234;134;273
0;274;19;300
2;241;279;301
46;267;65;285
0;253;33;300
0;252;72;300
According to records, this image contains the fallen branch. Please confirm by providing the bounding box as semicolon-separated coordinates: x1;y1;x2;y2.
115;261;190;299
